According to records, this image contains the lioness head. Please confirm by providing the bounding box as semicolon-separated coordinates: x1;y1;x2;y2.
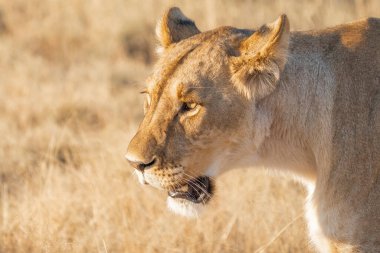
126;7;289;217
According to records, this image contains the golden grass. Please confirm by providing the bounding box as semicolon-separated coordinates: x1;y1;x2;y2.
0;0;379;252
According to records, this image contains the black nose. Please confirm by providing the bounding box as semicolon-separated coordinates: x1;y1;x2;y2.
127;157;156;172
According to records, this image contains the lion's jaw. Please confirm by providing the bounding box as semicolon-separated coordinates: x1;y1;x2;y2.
132;140;252;218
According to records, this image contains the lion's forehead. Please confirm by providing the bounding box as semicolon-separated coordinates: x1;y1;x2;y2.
147;27;247;94
147;45;200;94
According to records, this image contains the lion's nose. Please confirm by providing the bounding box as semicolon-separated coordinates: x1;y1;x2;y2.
125;154;156;172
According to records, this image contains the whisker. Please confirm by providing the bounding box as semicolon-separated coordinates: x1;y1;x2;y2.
182;174;212;198
182;172;209;189
185;179;210;205
182;172;206;187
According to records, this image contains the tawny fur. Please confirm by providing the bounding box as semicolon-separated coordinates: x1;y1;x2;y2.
127;7;380;253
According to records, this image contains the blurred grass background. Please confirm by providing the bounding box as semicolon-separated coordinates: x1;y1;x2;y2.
0;0;378;252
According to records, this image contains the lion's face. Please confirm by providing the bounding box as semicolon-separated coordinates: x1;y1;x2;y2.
127;32;249;194
126;7;289;215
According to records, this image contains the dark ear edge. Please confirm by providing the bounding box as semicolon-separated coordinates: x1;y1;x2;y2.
156;7;200;49
230;14;290;100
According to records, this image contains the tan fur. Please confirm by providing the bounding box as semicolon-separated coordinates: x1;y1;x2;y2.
126;7;380;253
156;7;200;49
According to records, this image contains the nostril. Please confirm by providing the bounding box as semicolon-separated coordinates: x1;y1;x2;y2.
136;158;156;171
126;156;156;172
144;158;156;168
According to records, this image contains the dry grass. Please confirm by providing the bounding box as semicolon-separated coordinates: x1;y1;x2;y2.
0;1;378;252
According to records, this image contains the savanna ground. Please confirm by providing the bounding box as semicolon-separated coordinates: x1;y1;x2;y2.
0;1;379;252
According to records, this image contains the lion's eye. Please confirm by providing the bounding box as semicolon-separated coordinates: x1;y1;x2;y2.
180;102;201;117
181;102;198;112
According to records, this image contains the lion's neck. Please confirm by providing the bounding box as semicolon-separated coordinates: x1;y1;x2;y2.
250;47;335;183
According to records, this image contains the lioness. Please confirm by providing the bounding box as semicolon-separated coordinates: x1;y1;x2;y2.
126;7;380;253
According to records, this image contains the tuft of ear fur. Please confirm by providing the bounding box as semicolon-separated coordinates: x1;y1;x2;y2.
230;14;290;100
156;7;200;49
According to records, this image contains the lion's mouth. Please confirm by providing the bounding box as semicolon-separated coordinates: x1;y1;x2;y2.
168;176;213;204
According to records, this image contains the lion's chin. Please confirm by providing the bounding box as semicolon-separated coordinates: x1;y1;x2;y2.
166;196;205;218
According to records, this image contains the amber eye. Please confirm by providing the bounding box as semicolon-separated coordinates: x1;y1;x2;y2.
181;102;198;112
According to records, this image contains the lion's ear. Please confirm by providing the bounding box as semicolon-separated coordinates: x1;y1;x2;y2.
156;7;200;49
230;15;290;100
